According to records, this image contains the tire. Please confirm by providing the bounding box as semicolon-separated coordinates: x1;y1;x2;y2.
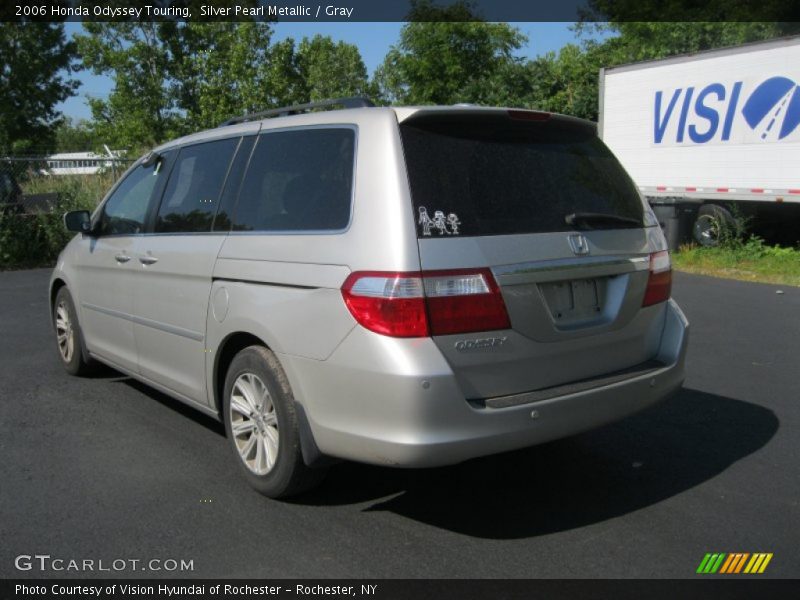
692;204;735;247
223;345;326;498
53;287;96;376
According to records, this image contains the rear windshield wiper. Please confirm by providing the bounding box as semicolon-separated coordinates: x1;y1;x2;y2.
565;212;642;230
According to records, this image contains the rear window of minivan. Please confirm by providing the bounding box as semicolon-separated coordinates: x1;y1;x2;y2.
400;113;644;238
231;127;355;232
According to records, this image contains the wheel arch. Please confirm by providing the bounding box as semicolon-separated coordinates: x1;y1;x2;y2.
49;278;67;325
212;331;332;468
213;331;267;418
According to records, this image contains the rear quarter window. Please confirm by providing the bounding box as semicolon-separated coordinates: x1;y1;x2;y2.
232;127;356;232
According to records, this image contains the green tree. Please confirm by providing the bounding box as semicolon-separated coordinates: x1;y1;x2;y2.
297;35;373;102
77;22;299;148
524;44;606;120
0;22;77;155
55;118;100;152
375;3;526;105
161;22;299;130
77;23;178;153
260;38;306;109
583;21;800;65
538;21;800;121
74;24;374;148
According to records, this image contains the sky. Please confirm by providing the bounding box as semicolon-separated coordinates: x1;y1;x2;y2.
58;22;591;121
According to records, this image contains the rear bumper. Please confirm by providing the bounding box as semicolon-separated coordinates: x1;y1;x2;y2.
281;299;688;468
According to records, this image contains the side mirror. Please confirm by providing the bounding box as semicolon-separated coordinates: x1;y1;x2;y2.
64;210;92;234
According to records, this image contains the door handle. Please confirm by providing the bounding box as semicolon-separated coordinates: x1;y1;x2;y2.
114;254;131;263
139;256;159;265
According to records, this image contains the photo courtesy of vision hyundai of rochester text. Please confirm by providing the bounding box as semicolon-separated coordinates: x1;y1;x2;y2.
50;99;688;498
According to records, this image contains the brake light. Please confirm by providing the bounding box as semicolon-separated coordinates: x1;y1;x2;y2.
341;272;427;337
424;269;511;335
341;269;511;338
642;250;672;307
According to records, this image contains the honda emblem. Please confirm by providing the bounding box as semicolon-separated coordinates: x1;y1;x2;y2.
568;234;590;255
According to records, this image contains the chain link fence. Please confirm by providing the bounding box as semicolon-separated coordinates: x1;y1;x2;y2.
0;157;134;268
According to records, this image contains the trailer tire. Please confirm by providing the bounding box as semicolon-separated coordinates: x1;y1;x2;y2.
692;204;735;247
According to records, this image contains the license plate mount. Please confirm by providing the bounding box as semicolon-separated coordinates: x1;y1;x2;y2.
540;277;603;324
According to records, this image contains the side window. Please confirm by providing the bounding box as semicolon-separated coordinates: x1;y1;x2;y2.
155;137;239;234
233;128;355;232
97;162;161;236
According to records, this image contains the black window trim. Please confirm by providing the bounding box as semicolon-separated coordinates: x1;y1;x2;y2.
211;134;258;233
227;123;359;237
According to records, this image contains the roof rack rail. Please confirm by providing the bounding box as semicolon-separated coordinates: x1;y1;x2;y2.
220;97;375;126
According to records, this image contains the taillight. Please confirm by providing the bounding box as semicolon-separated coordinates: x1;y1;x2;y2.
642;250;672;307
341;269;511;338
423;269;511;335
341;272;427;337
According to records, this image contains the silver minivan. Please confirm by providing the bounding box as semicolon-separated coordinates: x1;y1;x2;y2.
51;98;688;498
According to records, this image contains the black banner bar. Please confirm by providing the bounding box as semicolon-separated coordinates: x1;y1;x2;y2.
3;579;800;600
3;0;800;23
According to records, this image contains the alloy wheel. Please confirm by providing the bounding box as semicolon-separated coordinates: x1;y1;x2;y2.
229;372;279;475
55;301;75;363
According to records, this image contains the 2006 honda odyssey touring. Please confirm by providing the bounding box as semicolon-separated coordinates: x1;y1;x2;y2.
51;98;688;498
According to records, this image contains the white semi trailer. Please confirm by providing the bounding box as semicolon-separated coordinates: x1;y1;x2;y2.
599;36;800;248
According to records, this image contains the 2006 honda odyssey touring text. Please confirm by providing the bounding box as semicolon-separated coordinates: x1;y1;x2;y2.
50;98;688;498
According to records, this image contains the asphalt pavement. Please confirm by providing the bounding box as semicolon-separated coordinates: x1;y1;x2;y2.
0;269;798;578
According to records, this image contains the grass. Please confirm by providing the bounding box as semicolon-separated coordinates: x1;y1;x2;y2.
21;171;116;204
0;172;116;270
672;238;800;287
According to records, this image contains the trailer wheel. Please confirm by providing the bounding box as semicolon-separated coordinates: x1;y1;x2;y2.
692;204;735;247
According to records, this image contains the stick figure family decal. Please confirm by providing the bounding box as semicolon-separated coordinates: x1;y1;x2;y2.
418;206;461;236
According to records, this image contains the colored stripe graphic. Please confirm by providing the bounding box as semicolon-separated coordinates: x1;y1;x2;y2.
726;553;749;573
697;554;713;573
699;553;774;574
697;553;727;573
720;553;738;573
710;554;726;573
719;554;736;573
734;553;750;573
759;554;774;573
725;554;741;574
744;553;774;574
745;554;761;573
